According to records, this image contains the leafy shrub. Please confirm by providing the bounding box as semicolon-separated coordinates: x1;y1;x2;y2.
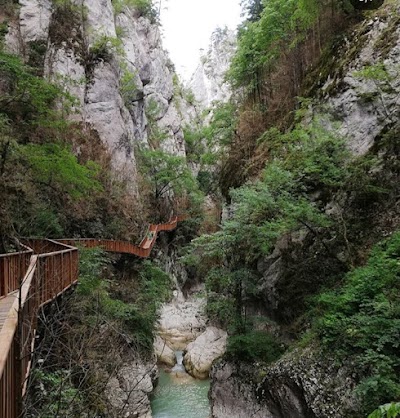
77;250;172;353
315;233;400;414
369;402;400;418
226;331;284;364
90;35;124;62
112;0;157;21
30;369;82;418
0;51;72;131
22;143;102;199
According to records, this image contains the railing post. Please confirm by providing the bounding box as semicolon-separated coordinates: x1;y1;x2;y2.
15;270;24;418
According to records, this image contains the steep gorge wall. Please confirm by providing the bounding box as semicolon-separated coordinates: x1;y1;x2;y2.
210;7;400;418
188;27;236;108
5;0;191;194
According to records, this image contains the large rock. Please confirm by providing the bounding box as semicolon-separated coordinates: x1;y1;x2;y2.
154;336;176;367
183;326;227;379
19;0;52;42
157;298;207;350
105;361;158;418
210;348;358;418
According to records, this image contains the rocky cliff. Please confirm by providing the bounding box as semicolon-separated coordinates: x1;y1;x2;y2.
210;6;400;418
5;0;192;193
211;348;358;418
188;27;236;108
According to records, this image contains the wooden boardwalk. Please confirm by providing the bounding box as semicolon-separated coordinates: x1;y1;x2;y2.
0;215;183;417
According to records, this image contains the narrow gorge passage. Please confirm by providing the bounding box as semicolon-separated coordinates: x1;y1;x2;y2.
151;270;229;418
152;289;212;418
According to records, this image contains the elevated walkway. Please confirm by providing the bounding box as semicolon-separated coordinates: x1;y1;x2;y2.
0;215;184;417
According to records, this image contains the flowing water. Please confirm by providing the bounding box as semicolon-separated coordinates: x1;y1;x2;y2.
151;351;211;418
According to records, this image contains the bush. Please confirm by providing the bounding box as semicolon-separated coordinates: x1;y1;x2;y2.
315;233;400;413
77;250;172;353
22;143;102;199
226;331;284;364
368;402;400;418
29;369;82;418
112;0;157;21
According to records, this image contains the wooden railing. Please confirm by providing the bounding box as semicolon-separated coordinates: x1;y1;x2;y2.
0;215;183;417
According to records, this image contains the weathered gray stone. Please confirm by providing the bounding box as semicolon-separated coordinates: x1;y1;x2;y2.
210;349;358;418
183;327;227;379
154;336;176;367
157;298;207;350
19;0;52;43
10;0;195;195
322;15;400;156
188;27;236;108
105;361;158;418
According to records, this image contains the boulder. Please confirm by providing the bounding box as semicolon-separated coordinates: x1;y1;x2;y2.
210;348;359;418
183;327;227;379
105;361;157;418
158;299;207;350
154;336;176;367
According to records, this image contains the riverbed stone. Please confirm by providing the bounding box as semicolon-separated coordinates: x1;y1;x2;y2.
105;361;157;418
183;327;227;380
157;298;207;350
154;336;176;367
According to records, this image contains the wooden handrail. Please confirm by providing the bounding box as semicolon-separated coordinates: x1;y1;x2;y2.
0;214;185;417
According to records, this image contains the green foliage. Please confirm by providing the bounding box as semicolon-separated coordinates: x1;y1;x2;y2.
0;51;144;244
369;403;400;418
145;98;169;146
28;206;64;237
90;35;124;61
22;143;102;199
28;250;173;416
240;0;264;22
138;147;204;212
112;0;157;21
0;51;73;130
184;119;352;331
77;249;172;353
30;369;82;418
226;331;284;363
27;40;48;73
353;62;400;123
138;260;172;318
0;22;8;48
354;62;393;83
183;125;207;164
229;0;342;92
204;102;237;147
315;233;400;413
119;63;138;105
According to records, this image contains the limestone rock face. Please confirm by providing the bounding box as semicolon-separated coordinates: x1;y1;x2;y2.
157;298;207;350
188;27;236;108
105;361;158;418
210;361;272;418
154;335;176;367
210;349;358;418
183;326;227;379
6;0;194;193
19;0;52;42
321;13;400;156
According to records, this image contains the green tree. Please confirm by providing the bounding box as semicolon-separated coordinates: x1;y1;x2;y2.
185;120;350;331
138;147;204;218
22;143;102;199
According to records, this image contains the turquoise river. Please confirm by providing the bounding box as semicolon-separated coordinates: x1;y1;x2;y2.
150;351;210;418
